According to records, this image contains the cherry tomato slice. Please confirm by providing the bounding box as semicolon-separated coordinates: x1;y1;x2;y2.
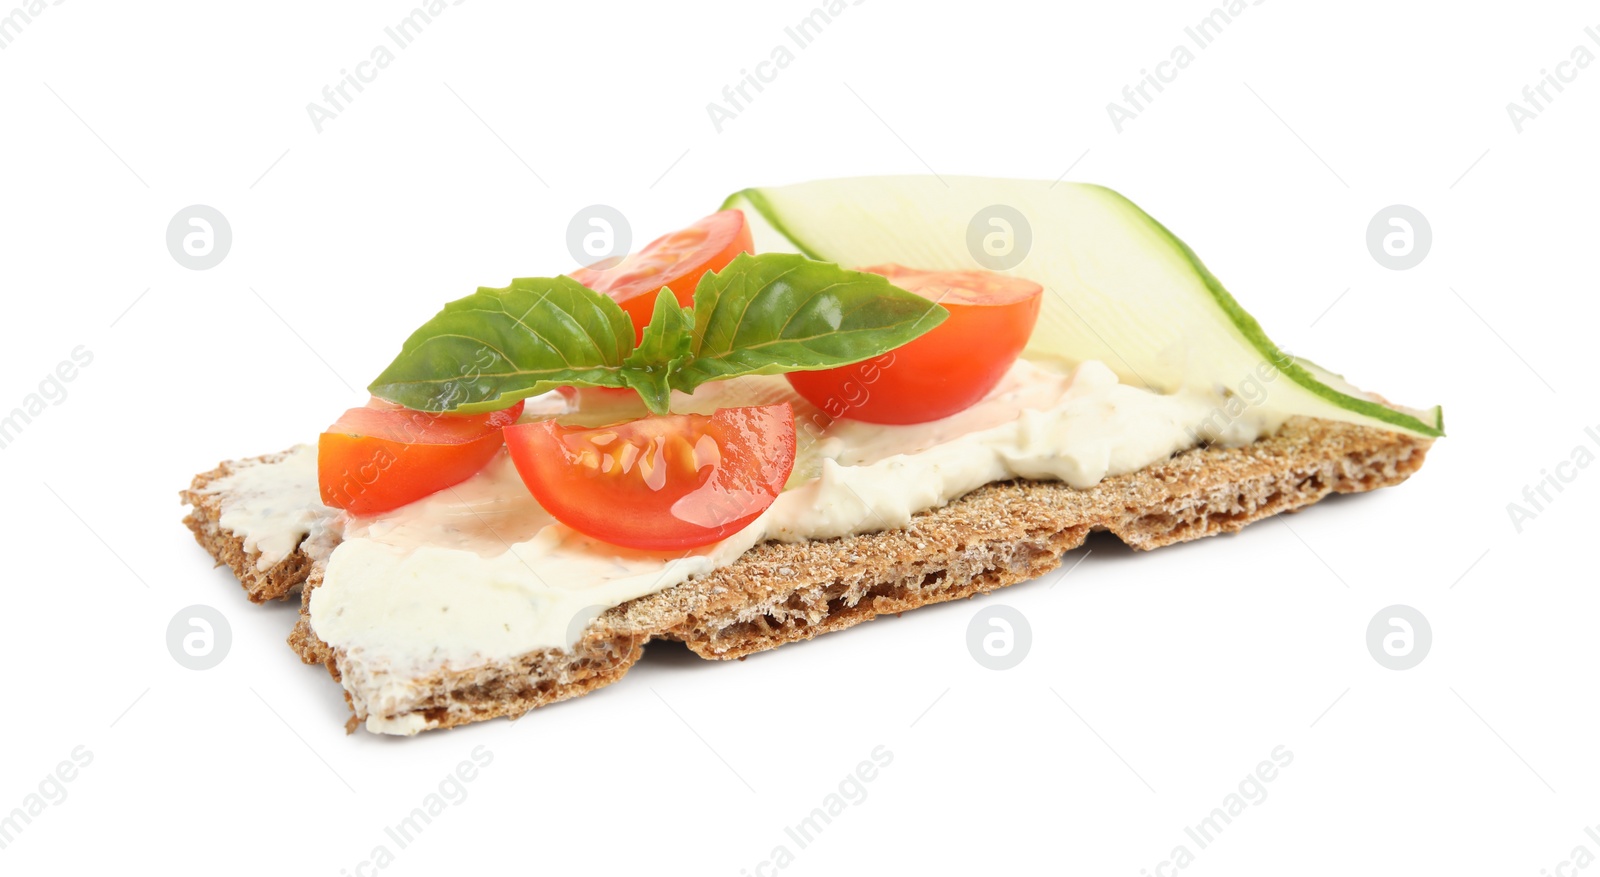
504;404;795;552
318;399;524;515
569;209;752;342
785;265;1043;425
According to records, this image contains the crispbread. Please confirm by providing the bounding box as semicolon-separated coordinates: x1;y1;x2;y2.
183;416;1431;734
182;451;319;604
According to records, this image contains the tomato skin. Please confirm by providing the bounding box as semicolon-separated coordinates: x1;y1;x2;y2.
785;265;1043;425
504;404;795;552
569;210;752;341
318;400;523;515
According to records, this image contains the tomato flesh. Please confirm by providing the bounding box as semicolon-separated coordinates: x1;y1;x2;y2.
785;265;1043;425
318;399;524;515
569;209;752;342
504;404;795;551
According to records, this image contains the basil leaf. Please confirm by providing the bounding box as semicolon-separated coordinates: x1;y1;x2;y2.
670;253;947;394
626;287;693;371
368;275;635;413
619;288;693;415
368;253;950;416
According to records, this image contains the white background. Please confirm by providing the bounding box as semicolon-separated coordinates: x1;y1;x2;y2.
1;0;1595;873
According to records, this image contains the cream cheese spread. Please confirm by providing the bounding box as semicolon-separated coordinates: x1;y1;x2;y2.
206;358;1280;733
196;447;339;570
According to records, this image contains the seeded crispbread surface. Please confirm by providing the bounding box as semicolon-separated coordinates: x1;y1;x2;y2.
182;451;319;604
186;416;1432;734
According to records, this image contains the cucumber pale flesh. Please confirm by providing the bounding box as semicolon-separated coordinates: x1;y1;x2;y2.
722;176;1442;438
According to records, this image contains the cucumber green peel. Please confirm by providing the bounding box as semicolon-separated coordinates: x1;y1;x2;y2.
722;176;1443;438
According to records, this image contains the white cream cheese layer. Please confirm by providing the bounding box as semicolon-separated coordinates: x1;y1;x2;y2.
196;446;338;570
210;359;1279;733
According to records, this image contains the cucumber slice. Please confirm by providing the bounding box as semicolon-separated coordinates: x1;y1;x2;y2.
722;176;1442;438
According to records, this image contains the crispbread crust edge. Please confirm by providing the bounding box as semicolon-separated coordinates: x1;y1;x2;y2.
187;416;1432;734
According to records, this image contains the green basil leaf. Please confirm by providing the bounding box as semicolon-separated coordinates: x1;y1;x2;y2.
670;253;947;394
619;288;693;415
626;287;693;370
368;275;635;413
368;253;950;416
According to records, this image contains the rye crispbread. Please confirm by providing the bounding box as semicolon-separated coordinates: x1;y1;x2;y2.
182;451;321;604
183;416;1431;734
